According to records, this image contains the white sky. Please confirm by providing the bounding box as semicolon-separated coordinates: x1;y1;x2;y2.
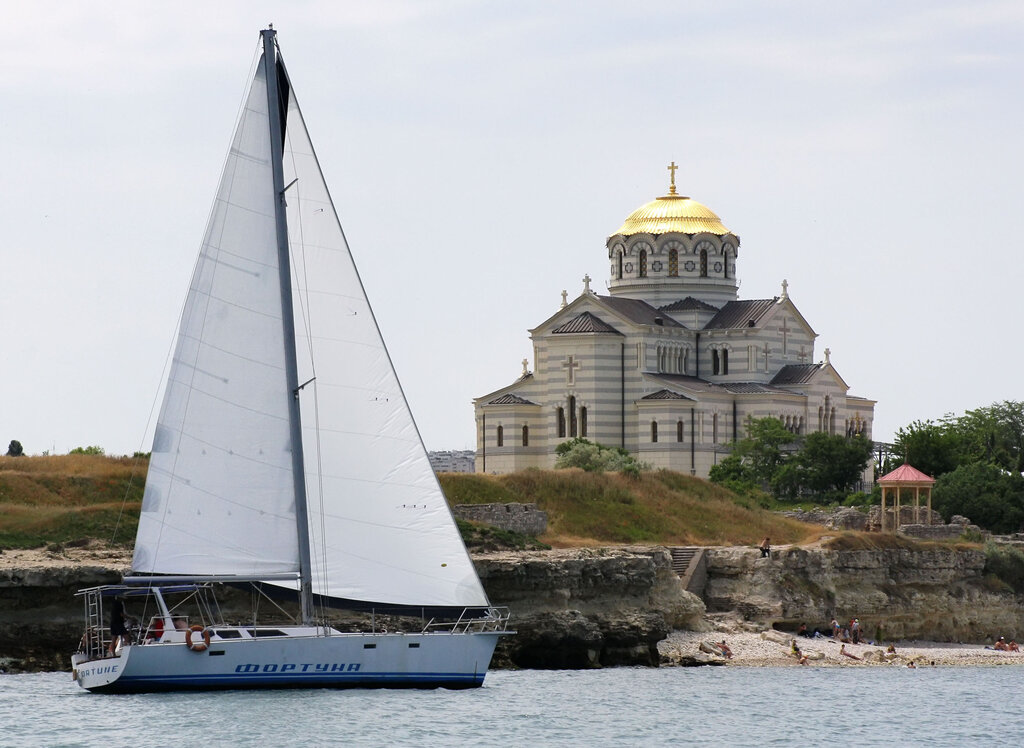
3;1;1022;456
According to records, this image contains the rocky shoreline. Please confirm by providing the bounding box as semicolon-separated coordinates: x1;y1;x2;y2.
4;542;1024;674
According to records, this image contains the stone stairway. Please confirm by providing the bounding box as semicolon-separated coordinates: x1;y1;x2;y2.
669;546;707;598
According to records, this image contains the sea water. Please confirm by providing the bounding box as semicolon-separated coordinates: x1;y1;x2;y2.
2;666;1022;747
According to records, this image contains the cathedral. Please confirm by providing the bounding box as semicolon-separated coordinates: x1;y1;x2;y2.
473;165;875;478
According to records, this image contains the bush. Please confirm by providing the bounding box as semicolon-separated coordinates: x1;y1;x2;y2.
554;438;648;477
984;541;1024;593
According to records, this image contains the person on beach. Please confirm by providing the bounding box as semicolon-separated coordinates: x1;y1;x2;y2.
718;640;733;659
759;537;771;558
840;644;861;661
1009;640;1020;652
851;618;861;644
831;618;840;639
887;643;897;654
994;637;1009;651
790;639;809;665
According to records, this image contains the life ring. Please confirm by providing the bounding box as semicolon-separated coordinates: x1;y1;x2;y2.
186;624;211;652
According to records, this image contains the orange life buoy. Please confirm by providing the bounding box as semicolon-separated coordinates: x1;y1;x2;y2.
186;624;211;652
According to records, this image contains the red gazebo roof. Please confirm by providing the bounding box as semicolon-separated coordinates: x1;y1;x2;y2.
878;464;935;484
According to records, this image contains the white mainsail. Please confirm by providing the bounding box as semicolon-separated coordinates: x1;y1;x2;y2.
133;37;488;613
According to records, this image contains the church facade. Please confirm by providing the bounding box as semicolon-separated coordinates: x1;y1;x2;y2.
473;167;875;479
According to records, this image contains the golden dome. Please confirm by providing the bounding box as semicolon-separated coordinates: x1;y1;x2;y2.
613;192;731;237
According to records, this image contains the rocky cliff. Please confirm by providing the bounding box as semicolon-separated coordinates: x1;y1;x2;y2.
705;546;1024;642
0;546;705;673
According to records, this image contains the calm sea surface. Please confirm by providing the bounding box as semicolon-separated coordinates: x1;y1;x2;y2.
2;666;1023;747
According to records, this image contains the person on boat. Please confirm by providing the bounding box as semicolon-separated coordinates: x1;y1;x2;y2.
759;537;771;558
108;598;133;655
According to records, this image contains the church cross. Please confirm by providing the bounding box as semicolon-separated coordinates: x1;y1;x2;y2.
780;318;790;354
667;161;678;195
824;347;831;365
560;289;568;308
562;354;581;385
582;274;592;294
781;279;789;300
522;358;529;376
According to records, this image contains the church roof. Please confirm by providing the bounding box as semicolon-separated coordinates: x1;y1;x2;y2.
704;299;778;330
551;311;622;335
648;374;799;396
487;393;539;405
613;193;732;237
658;297;720;313
640;389;694;401
597;295;686;328
770;364;824;386
720;382;800;394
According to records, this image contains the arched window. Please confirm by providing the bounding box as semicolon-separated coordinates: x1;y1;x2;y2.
722;349;729;375
668;248;678;277
496;425;504;447
713;413;719;443
700;247;708;277
568;396;577;437
557;407;566;438
522;424;529;446
651;421;658;443
639;249;647;278
712;349;720;375
677;420;684;442
617;251;623;280
580;407;588;437
723;248;730;279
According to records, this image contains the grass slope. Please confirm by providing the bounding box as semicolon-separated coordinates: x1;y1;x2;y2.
0;455;144;547
1;457;821;550
439;468;821;547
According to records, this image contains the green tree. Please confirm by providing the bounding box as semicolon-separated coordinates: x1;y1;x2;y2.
892;419;961;478
709;417;795;488
953;401;1024;473
69;445;105;456
554;438;647;476
933;462;1024;534
790;433;874;495
5;440;24;457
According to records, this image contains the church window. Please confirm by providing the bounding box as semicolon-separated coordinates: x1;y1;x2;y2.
700;248;708;277
522;425;529;446
639;250;647;278
651;421;658;443
713;413;719;443
557;407;566;438
712;349;720;375
748;345;756;372
580;407;588;437
677;420;684;443
496;425;504;447
617;251;623;280
668;249;678;277
722;349;729;375
569;396;577;437
723;249;730;279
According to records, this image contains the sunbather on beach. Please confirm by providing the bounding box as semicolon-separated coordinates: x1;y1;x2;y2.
840;644;861;661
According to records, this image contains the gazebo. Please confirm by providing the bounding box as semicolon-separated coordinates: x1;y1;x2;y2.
877;464;936;532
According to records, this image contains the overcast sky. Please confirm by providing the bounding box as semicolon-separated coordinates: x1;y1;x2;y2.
3;1;1022;456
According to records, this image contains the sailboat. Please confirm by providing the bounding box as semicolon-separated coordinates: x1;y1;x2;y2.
71;28;509;693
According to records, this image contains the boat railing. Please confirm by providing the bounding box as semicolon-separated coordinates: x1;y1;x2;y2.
421;606;511;634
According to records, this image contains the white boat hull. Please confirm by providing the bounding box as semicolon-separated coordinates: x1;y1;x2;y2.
72;629;503;693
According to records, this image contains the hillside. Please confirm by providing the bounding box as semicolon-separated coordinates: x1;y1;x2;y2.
0;455;821;549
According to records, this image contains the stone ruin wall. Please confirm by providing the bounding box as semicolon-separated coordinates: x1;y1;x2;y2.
452;503;548;536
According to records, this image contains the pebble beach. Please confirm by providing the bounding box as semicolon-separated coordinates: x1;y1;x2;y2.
660;627;1024;667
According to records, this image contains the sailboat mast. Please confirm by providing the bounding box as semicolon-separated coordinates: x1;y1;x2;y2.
262;27;315;625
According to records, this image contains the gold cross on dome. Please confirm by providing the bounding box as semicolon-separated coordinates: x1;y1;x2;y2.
667;161;678;195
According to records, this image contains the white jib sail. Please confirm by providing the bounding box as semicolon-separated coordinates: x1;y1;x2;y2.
280;68;489;610
133;52;301;577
